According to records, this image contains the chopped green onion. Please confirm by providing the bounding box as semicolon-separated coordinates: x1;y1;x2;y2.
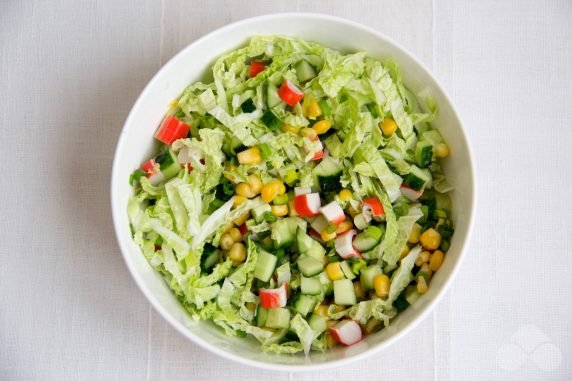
263;211;277;222
284;169;298;185
273;194;289;205
259;143;271;159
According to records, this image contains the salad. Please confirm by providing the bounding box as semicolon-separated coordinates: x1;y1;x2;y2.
127;36;454;354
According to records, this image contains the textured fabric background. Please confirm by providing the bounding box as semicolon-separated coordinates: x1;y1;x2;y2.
1;0;571;380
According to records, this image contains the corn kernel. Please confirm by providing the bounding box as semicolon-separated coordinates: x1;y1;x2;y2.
235;182;256;198
435;143;450;158
276;180;286;195
321;229;337;242
233;195;247;208
300;127;318;141
379;118;398;136
373;274;390;299
233;212;250;227
261;181;280;203
408;223;422;244
247;174;263;194
429;250;444;271
237;147;261;165
420;228;442;250
353;280;365;299
283;123;301;134
419;263;433;279
339;189;353;202
336;220;353;235
223;222;233;233
333;305;345;313
400;245;410;260
326;262;344;281
271;204;289;217
347;206;360;218
312;120;332;135
245;302;256;312
415;250;431;267
220;233;234;251
315;305;329;317
305;101;322;120
417;276;428;294
228;242;247;264
228;227;242;243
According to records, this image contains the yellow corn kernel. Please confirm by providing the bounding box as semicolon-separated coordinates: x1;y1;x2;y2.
299;127;318;141
305;101;322;120
338;189;353;202
228;242;247;264
247;174;263;194
223;222;234;233
235;182;256;198
379;118;398;136
233;212;250;227
271;204;289;217
326;262;345;281
245;302;256;312
237;147;261;165
408;223;422;244
233;195;247;208
332;305;345;314
283;123;301;134
353;280;365;299
228;227;242;243
336;220;353;235
288;200;298;217
400;245;410;260
415;250;431;267
315;305;329;317
169;99;179;110
321;229;337;242
261;181;280;203
276;180;286;196
312;120;332;135
419;263;433;278
429;250;445;271
326;320;337;329
420;228;442;250
417;276;428;294
373;274;390;299
435;143;450;158
220;233;234;251
223;165;238;182
326;331;336;347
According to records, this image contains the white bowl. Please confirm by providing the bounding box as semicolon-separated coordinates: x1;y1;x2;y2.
111;13;476;371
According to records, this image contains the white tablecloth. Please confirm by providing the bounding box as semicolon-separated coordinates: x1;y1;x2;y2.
1;1;571;379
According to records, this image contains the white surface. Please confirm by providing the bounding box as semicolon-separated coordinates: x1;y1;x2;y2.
111;13;475;371
1;0;571;379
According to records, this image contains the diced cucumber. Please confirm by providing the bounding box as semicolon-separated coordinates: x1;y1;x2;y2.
265;307;291;329
296;227;326;261
271;217;303;249
340;261;356;280
295;60;317;83
314;157;343;192
252;203;272;223
253;250;278;282
155;149;182;180
360;264;382;290
308;313;328;335
266;82;282;108
261;109;282;130
301;275;322;295
415;140;433;168
405;285;421;305
393;295;410;312
333;279;357;305
297;255;324;277
256;306;269;327
241;98;256;113
352;226;383;252
293;294;316;316
404;165;431;191
318;270;333;295
201;244;220;273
